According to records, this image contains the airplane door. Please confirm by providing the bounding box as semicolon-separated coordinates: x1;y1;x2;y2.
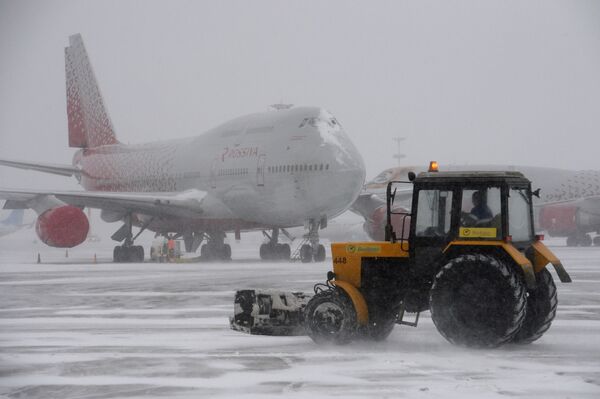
210;159;217;189
257;154;266;186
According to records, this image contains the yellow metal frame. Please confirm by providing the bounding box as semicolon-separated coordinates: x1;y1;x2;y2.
531;241;572;282
329;242;409;326
330;242;409;288
331;280;369;326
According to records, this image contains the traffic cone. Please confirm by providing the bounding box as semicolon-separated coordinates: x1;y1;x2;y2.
37;253;41;264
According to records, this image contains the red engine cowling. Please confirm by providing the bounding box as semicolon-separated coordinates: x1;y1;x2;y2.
364;205;411;241
35;206;89;248
538;203;578;237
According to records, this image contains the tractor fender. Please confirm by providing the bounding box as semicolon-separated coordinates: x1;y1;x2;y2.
332;280;369;326
443;241;537;289
530;241;572;283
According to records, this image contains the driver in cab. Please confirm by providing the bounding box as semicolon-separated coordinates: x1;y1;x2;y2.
470;190;492;220
461;190;494;227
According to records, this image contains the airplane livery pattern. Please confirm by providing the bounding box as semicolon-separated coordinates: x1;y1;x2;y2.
66;34;118;148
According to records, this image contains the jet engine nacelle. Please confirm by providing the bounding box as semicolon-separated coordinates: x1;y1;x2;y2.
35;205;89;248
363;204;411;241
539;203;578;236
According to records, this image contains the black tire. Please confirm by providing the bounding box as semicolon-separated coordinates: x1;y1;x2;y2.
566;235;577;247
278;243;291;260
594;236;600;247
512;268;557;344
580;234;592;247
259;243;269;260
304;289;357;345
365;311;398;341
430;254;527;348
313;244;326;262
113;246;122;262
300;244;313;263
135;246;144;262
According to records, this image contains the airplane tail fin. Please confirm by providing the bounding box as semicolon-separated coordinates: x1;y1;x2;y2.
65;34;119;148
1;210;24;226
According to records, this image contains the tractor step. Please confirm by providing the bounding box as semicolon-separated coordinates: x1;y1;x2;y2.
396;307;420;327
229;289;311;336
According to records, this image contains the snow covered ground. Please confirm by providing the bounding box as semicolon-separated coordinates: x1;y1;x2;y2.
0;234;599;398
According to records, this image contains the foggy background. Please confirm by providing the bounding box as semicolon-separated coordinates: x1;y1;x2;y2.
1;0;599;191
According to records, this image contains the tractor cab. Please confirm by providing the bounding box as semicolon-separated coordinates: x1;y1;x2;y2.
387;170;538;279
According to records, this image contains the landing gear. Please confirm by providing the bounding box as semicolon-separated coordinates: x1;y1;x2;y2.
113;245;144;262
298;217;327;263
200;231;231;261
299;243;326;263
112;214;147;263
594;236;600;247
260;228;291;260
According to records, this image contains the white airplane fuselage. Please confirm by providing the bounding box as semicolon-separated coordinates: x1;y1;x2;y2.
75;106;366;235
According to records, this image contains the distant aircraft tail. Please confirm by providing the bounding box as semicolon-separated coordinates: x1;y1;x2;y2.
65;34;119;148
1;210;24;226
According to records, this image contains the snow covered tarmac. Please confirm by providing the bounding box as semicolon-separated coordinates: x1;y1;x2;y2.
1;240;599;398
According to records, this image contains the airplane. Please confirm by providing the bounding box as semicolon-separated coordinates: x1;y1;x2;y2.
0;34;366;263
353;164;600;246
0;209;28;238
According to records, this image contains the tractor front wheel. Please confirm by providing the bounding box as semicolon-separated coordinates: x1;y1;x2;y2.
512;268;557;344
304;289;357;345
430;254;527;348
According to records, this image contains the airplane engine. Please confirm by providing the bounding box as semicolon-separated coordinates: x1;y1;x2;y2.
364;204;411;241
35;206;89;248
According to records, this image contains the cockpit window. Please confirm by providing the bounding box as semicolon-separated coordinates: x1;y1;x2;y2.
299;117;339;129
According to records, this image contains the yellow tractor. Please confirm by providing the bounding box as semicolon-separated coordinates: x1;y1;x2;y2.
231;164;571;347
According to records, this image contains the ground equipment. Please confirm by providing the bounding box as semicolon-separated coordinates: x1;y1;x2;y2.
231;164;571;347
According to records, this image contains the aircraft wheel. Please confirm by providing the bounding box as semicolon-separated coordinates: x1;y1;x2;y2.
512;268;557;344
300;244;313;263
313;244;326;262
430;254;527;348
304;289;357;345
580;234;592;247
594;236;600;246
135;246;145;262
113;246;122;262
259;243;271;260
278;243;291;260
566;235;578;247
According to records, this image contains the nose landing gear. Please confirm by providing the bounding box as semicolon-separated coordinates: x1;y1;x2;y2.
298;218;327;263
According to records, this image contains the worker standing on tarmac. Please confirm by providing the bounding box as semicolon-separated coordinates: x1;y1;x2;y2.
167;238;175;262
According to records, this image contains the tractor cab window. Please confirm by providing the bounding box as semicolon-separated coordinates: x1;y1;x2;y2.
415;189;453;237
508;187;533;242
460;187;502;238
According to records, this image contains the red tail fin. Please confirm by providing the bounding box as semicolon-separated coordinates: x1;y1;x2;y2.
65;34;118;148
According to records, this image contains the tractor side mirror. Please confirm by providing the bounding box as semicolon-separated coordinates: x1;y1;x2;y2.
408;171;416;181
532;188;541;198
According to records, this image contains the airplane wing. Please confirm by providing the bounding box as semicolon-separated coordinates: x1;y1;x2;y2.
0;159;81;178
0;189;206;219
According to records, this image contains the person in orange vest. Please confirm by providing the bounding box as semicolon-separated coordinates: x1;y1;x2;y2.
167;238;175;262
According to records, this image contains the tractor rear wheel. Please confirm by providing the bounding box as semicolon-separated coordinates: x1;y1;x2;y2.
512;268;557;344
304;289;357;345
430;254;527;348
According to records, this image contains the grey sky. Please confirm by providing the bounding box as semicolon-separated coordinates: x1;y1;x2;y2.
1;0;599;190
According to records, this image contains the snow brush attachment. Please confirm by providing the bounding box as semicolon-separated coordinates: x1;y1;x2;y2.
229;290;311;336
